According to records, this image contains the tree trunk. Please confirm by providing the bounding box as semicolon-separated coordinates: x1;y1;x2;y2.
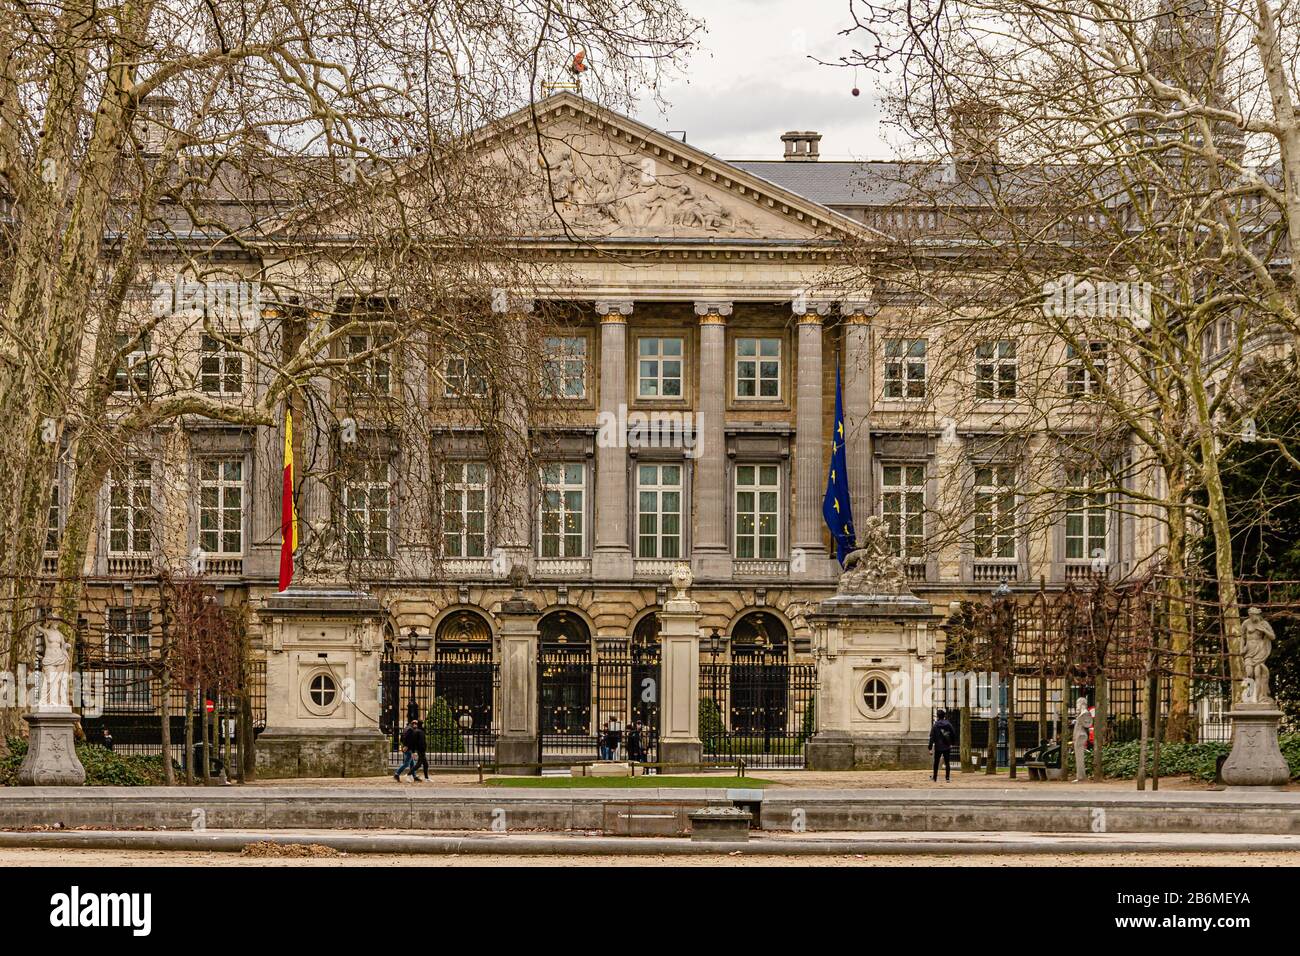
1093;675;1108;782
184;691;195;786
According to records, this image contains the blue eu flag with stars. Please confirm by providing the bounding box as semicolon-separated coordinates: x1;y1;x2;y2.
822;364;856;565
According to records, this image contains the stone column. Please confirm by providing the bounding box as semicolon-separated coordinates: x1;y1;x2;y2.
841;301;878;523
495;587;541;774
793;301;833;580
658;566;703;766
592;300;634;580
492;296;535;578
692;300;732;580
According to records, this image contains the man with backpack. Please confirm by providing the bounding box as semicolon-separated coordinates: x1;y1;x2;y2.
929;709;957;782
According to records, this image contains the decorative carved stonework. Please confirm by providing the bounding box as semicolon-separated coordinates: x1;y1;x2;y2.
836;516;912;598
535;150;761;238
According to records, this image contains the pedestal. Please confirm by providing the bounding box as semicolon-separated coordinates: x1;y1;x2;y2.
256;586;387;778
496;589;540;774
1220;704;1291;790
806;592;941;771
17;710;86;786
659;588;702;768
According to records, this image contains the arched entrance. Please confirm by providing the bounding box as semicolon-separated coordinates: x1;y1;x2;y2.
430;610;496;762
538;610;593;754
698;610;815;769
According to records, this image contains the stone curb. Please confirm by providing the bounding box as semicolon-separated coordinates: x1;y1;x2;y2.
2;830;1299;857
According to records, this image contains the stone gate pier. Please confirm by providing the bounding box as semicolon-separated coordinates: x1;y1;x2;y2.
805;518;942;770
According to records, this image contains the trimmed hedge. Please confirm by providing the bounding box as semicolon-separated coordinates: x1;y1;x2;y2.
425;698;465;754
1092;735;1300;781
1;737;171;787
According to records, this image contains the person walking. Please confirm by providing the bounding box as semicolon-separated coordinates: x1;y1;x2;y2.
413;718;429;781
626;721;644;764
99;727;114;751
928;709;956;782
393;719;420;782
606;718;623;761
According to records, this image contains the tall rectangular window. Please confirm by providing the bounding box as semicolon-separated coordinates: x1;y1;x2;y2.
46;482;60;553
199;334;243;394
975;340;1017;399
637;337;683;399
113;333;151;394
881;464;926;560
198;459;244;555
541;336;587;399
735;336;782;399
1066;341;1107;394
973;465;1017;560
637;463;682;559
443;355;489;398
106;607;152;711
443;462;488;558
734;464;780;559
343;462;391;556
883;338;926;398
539;463;585;557
1065;472;1108;561
347;333;392;393
108;461;152;554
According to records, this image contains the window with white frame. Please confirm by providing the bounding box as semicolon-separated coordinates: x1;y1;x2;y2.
973;464;1017;560
198;459;244;555
199;334;243;394
1066;341;1107;394
343;461;392;556
539;463;585;557
347;333;392;393
883;338;926;399
112;333;151;394
106;607;152;711
637;337;683;399
541;336;587;400
881;464;926;561
975;340;1017;400
1064;471;1108;562
443;354;489;398
46;482;60;553
734;464;780;560
442;461;488;557
735;336;782;399
637;463;682;559
108;460;152;554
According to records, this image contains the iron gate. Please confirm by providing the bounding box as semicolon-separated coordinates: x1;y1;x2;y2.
700;654;815;769
539;643;660;763
381;647;498;767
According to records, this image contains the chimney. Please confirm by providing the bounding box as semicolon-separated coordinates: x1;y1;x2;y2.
947;99;1001;173
781;130;821;162
131;95;177;155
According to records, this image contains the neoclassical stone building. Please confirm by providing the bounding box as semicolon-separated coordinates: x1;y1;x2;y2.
54;93;1166;771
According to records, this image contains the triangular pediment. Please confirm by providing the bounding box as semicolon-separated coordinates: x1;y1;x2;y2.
468;93;879;245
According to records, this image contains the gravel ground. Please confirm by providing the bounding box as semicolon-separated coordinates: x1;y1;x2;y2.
2;847;1298;866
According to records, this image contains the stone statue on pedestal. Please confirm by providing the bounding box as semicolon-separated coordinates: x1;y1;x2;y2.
1071;696;1092;782
35;623;72;710
837;516;911;597
1242;607;1275;706
296;519;350;589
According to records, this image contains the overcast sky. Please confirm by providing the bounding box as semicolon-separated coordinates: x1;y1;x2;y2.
633;0;893;161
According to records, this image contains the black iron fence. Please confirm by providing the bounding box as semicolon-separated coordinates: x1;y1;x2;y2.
380;648;499;767
74;653;265;776
538;645;660;763
700;656;815;769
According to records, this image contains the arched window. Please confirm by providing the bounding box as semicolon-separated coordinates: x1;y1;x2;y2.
730;611;789;662
435;609;492;660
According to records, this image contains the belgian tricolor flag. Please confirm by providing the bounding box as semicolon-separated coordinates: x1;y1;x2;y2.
278;408;298;591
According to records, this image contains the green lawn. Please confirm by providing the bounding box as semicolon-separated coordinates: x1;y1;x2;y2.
484;775;776;788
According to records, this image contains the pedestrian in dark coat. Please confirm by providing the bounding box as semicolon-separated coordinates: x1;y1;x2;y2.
929;710;957;782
